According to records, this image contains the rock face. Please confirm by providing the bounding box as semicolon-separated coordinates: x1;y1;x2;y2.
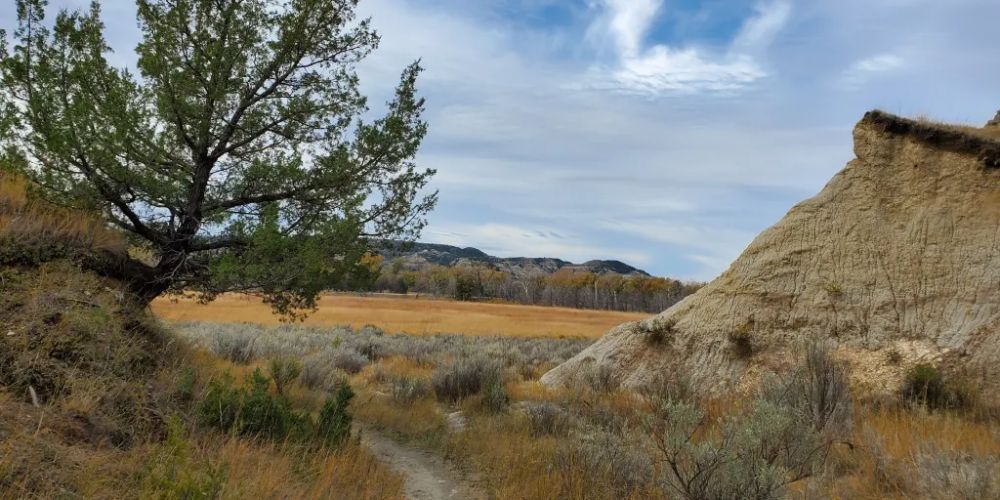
541;111;1000;400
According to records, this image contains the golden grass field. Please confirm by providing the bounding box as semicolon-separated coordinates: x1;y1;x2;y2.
152;293;648;338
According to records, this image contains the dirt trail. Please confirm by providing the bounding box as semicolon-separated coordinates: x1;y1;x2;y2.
360;428;484;500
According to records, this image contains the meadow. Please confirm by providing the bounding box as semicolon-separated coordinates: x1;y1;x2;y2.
171;319;1000;499
153;293;647;338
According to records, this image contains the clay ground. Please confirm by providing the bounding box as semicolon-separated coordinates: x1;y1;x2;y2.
152;293;646;339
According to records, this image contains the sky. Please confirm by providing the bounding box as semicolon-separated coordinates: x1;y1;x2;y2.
3;0;999;280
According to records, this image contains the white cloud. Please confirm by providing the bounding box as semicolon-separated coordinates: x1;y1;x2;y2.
732;1;793;53
589;0;792;95
839;54;905;89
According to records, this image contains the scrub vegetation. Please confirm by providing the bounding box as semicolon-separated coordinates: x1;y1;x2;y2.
177;321;1000;500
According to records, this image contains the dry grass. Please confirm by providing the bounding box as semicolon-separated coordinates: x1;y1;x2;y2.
154;293;646;338
174;321;1000;500
913;115;1000;141
0;173;126;256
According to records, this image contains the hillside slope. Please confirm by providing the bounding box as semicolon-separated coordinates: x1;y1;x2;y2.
542;111;1000;401
378;241;650;277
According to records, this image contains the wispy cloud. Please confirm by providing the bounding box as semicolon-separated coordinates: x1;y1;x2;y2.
838;54;905;89
588;0;792;95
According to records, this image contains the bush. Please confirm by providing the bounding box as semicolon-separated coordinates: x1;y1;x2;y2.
913;444;1000;500
197;369;300;441
524;402;573;437
638;371;697;407
389;375;430;405
901;364;980;411
645;342;852;500
211;333;256;363
644;317;676;344
238;370;300;440
765;341;852;438
268;357;302;396
316;384;355;448
198;373;243;432
553;430;654;498
902;363;946;407
300;353;346;391
479;375;509;414
141;418;226;499
330;348;369;374
579;364;617;393
196;369;356;447
727;326;754;358
432;357;502;403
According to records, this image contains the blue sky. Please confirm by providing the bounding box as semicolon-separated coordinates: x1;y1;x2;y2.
4;0;999;280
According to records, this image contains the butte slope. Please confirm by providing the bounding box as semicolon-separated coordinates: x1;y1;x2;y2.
542;111;1000;401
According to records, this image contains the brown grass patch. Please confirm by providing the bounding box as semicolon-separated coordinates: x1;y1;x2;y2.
153;293;647;338
0;173;126;256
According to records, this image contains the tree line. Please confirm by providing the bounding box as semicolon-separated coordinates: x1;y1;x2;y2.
352;257;703;313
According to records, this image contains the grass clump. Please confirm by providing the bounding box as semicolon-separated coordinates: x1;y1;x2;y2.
141;418;226;499
901;363;979;411
432;357;503;403
389;375;431;405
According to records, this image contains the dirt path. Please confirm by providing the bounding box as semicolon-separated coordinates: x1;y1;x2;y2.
360;428;484;500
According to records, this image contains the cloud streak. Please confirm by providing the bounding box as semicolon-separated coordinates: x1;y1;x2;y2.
589;0;792;95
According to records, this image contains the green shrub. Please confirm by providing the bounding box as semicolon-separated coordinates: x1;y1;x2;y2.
196;369;357;446
645;342;853;499
316;384;355;448
175;367;197;402
197;373;242;432
196;369;300;441
727;320;755;358
902;364;948;408
901;364;980;411
142;418;226;499
268;357;302;396
238;369;300;440
479;375;509;414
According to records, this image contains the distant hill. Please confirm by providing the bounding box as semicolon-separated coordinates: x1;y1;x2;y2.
376;241;650;277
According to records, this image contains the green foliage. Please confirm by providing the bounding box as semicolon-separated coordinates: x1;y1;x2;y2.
175;367;197;402
197;373;243;432
196;368;355;447
645;343;853;500
142;418;226;499
197;369;299;440
237;369;300;440
453;270;480;301
728;318;756;358
479;375;510;414
0;0;436;312
316;384;355;448
268;357;302;397
901;363;978;410
902;364;946;407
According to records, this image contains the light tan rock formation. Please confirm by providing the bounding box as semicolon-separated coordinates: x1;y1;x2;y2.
541;111;1000;400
